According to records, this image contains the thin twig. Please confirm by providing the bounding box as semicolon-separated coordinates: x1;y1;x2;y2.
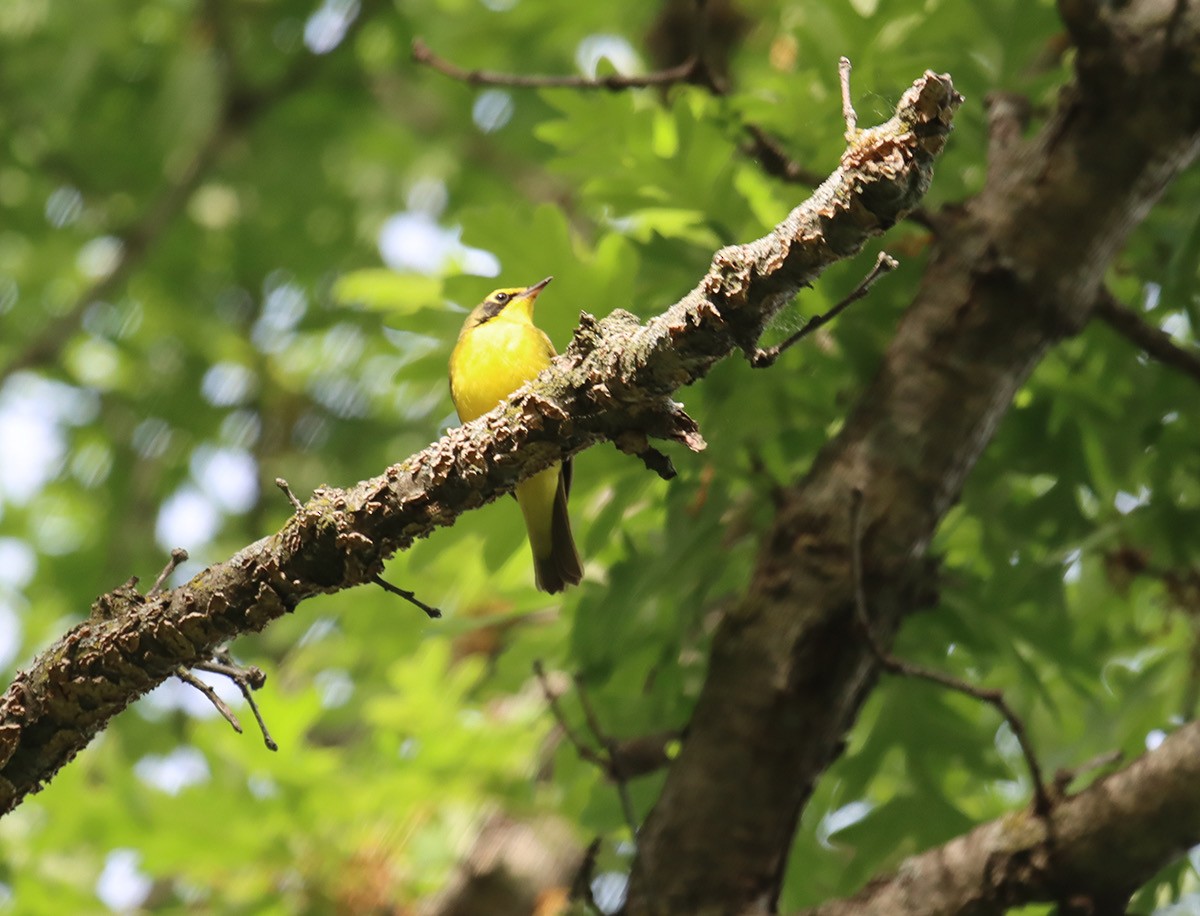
534;662;642;837
741;124;824;186
751;252;898;367
175;667;243;734
1094;289;1200;386
275;477;304;512
569;837;604;916
574;673;641;838
849;488;1053;815
533;661;609;771
413;38;700;91
413;29;825;195
194;649;277;751
371;574;443;619
904;206;939;232
149;548;189;597
839;56;858;139
602;731;681;779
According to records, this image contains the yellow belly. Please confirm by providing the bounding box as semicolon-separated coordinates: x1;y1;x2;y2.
450;317;572;586
450;318;556;422
449;310;581;592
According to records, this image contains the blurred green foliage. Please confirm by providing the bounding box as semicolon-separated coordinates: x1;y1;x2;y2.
1;0;1198;912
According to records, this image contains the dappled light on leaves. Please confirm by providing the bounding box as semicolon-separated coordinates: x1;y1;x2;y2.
0;1;1198;914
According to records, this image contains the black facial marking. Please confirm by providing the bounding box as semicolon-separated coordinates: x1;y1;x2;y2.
472;291;513;327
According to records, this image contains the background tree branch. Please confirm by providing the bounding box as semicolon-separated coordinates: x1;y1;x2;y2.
800;719;1200;915
0;0;381;382
1094;288;1200;385
626;1;1200;912
0;71;960;815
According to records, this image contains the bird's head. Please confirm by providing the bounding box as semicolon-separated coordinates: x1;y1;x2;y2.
463;276;552;331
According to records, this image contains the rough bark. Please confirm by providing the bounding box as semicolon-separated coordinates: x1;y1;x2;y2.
625;1;1200;912
0;73;961;814
801;720;1200;915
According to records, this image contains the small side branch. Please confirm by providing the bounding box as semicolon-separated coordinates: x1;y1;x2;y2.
615;433;678;480
742;124;824;187
574;673;641;838
149;548;189;597
751;252;898;368
371;575;443;619
534;661;642;838
849;489;1053;815
533;662;611;773
412;30;827;196
275;477;304;512
175;667;243;735
1094;290;1200;385
839;57;858;140
191;649;277;751
175;649;275;750
413;38;700;91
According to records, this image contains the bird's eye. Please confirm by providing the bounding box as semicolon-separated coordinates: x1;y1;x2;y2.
494;292;510;303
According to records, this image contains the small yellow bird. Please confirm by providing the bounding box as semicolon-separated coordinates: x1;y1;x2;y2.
449;277;583;593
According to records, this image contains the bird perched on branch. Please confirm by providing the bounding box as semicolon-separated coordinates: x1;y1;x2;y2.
449;277;583;593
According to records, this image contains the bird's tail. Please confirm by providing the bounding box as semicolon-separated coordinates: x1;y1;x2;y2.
533;472;583;594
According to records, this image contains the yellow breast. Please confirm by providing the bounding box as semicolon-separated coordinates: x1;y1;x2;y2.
450;318;557;423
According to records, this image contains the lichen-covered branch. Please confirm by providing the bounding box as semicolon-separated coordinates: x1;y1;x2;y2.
799;720;1200;916
0;70;961;815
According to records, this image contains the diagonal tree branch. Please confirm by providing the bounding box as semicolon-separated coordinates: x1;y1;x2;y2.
0;71;961;815
798;720;1200;915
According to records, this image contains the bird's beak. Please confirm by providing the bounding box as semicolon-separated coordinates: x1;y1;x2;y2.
517;276;553;301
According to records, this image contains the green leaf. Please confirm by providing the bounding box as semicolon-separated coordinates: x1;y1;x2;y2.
1164;207;1200;330
332;269;443;315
